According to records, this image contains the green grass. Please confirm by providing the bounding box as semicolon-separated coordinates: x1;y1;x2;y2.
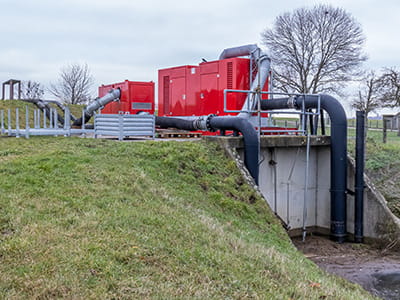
0;137;373;299
348;128;400;217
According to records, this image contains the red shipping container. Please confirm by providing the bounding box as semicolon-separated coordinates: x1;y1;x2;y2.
99;80;155;115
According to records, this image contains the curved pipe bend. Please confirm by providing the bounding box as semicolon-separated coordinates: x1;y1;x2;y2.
72;88;121;127
218;44;271;119
260;94;348;242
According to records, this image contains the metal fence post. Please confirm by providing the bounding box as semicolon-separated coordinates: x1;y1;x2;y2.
53;109;58;136
383;119;388;143
81;109;86;137
7;109;11;136
16;108;20;138
49;108;53;129
43;110;47;129
64;106;71;137
118;113;124;141
38;109;41;129
25;106;30;139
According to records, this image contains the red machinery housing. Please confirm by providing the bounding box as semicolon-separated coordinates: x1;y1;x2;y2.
99;80;155;115
158;57;268;117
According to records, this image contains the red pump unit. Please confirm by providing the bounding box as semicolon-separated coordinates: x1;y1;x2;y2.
99;80;155;115
158;57;269;117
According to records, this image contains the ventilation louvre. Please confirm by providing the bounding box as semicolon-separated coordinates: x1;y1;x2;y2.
227;62;233;89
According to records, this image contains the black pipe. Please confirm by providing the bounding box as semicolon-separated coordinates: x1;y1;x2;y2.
355;111;365;243
22;98;65;125
308;109;315;134
261;94;348;243
155;116;259;184
155;116;197;131
72;114;92;127
209;117;259;184
320;109;326;135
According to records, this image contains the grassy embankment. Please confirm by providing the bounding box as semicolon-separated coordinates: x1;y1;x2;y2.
348;128;400;217
0;137;373;299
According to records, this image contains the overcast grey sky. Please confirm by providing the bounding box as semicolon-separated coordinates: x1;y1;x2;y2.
1;0;399;106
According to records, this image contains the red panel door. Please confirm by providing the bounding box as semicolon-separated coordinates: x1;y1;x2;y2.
200;73;219;115
170;77;186;116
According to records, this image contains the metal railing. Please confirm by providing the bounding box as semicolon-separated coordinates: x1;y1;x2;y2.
1;107;156;140
223;89;322;136
0;106;93;138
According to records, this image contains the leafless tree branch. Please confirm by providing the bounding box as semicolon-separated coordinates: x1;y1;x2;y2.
21;80;44;100
49;63;94;104
262;4;367;96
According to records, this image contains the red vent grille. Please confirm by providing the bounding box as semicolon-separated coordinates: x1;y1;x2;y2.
163;76;170;114
227;62;233;89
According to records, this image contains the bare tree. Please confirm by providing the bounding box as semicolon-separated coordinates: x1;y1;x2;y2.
351;71;383;117
21;80;44;100
49;63;94;104
378;67;400;107
261;4;367;96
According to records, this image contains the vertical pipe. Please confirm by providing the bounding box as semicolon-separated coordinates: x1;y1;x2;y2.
302;134;311;241
261;94;348;242
355;111;365;243
308;109;314;134
320;110;326;135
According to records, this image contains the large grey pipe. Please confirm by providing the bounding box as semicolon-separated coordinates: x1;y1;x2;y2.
260;94;348;243
73;88;121;126
156;115;259;184
22;98;65;125
219;44;271;119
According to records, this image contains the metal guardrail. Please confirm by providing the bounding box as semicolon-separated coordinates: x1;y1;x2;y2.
1;107;156;140
0;106;93;138
223;89;322;136
94;114;155;140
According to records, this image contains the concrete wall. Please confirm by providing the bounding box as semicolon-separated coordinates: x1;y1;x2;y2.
205;135;400;245
257;145;331;230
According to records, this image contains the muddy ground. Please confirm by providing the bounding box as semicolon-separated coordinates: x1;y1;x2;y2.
293;235;400;299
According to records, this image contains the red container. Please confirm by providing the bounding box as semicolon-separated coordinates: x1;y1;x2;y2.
158;58;268;117
99;80;155;115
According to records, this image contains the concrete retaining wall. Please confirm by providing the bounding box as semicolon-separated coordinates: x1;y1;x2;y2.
204;135;400;246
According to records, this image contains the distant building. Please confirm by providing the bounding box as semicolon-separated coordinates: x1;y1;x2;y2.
382;113;400;130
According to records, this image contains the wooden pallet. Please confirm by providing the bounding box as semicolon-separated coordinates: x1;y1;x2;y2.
156;129;202;139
